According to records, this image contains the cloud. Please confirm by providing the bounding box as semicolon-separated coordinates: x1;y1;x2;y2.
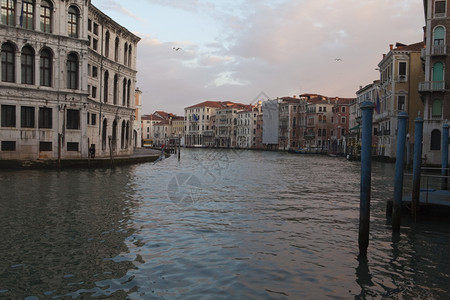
129;0;425;115
95;0;144;21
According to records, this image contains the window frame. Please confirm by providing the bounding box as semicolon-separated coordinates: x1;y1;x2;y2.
1;104;16;127
21;106;35;128
66;109;80;130
40;0;52;33
67;6;79;38
431;99;443;117
67;53;78;89
40;48;52;86
1;42;15;83
1;0;15;26
435;0;446;17
38;107;52;128
21;46;35;84
21;0;34;30
430;129;441;150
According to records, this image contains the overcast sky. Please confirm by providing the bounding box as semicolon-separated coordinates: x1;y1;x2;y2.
91;0;425;116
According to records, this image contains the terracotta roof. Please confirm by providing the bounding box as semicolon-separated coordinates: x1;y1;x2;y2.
141;114;164;121
186;101;227;109
394;41;424;52
186;101;253;110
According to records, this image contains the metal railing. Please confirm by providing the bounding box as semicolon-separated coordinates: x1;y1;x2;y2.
419;81;445;92
404;167;450;204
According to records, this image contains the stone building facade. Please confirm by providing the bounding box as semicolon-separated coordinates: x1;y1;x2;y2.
421;0;450;164
0;0;139;160
86;4;140;158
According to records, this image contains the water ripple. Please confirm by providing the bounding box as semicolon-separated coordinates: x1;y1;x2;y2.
0;150;449;299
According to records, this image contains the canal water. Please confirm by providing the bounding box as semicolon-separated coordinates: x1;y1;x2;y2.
0;149;449;299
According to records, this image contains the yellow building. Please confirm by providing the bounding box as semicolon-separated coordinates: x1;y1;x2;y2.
376;42;425;158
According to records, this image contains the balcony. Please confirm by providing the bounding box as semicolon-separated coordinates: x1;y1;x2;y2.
421;48;426;60
431;44;446;56
419;81;445;92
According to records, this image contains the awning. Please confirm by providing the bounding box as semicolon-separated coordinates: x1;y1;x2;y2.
349;124;360;131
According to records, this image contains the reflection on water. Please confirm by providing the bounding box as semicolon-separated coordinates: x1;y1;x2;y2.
0;149;449;299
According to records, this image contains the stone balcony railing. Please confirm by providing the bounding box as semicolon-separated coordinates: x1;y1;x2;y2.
419;81;445;92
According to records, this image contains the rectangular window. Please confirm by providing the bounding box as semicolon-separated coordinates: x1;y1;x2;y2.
21;106;35;128
91;113;96;125
93;23;98;35
398;95;406;111
92;86;97;98
88;19;92;31
39;142;52;151
92;66;98;77
1;104;15;127
38;107;52;128
40;50;52;86
93;39;98;51
67;142;79;151
87;112;90;124
1;141;15;151
22;1;34;30
399;62;407;81
1;0;15;26
67;109;80;129
435;1;446;15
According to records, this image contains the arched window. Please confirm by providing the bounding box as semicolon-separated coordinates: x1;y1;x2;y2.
431;129;441;150
1;0;15;26
122;78;127;106
432;99;443;117
126;121;130;148
127;79;131;107
121;120;125;149
103;71;109;103
68;6;79;38
124;43;128;66
433;26;445;45
323;116;327;122
40;0;52;33
2;43;15;82
21;46;34;84
128;45;132;67
433;62;444;81
105;31;110;57
40;48;52;86
114;37;119;62
67;53;78;89
21;0;34;29
432;62;444;90
113;74;118;105
102;118;107;151
112;119;117;150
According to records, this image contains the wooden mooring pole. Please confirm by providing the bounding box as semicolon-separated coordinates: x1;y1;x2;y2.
442;123;449;190
359;101;374;257
392;112;408;232
411;116;424;221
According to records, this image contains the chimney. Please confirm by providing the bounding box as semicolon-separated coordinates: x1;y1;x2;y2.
389;44;393;50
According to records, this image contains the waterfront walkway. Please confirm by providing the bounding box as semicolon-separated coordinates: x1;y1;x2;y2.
0;148;163;170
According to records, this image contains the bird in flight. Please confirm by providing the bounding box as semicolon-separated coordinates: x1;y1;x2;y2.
173;47;182;51
334;58;342;61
